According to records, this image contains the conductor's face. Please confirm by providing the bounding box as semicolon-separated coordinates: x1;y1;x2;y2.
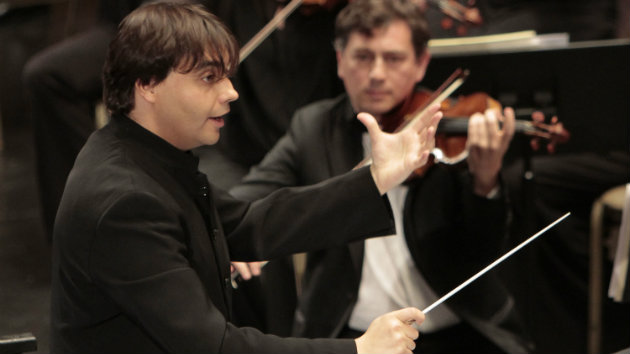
146;56;239;150
336;19;429;121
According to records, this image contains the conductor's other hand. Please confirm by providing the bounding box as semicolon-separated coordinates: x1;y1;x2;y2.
230;261;264;281
359;103;442;195
355;307;425;354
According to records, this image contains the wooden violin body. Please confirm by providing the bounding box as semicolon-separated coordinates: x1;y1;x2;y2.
381;88;570;177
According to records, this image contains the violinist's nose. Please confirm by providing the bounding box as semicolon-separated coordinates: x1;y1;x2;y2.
369;56;387;82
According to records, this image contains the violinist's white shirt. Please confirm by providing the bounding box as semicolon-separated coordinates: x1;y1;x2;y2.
348;133;460;333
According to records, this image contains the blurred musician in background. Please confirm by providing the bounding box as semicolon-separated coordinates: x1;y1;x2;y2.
231;1;538;353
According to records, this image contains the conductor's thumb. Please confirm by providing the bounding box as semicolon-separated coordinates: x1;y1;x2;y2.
395;307;425;328
357;112;381;138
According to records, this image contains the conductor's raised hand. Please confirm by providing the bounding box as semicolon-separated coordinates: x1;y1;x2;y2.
355;307;425;354
359;103;442;195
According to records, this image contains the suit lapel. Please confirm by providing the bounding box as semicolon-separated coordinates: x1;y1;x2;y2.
324;99;363;177
324;99;367;275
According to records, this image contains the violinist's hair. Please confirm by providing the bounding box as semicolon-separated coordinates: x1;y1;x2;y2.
103;1;239;116
333;0;430;57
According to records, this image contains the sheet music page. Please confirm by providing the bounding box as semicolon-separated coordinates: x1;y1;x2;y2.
608;184;630;302
428;31;570;56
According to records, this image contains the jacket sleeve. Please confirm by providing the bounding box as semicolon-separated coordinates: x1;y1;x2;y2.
404;166;509;290
219;166;395;261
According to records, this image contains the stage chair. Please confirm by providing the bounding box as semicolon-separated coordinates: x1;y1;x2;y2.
0;333;37;354
588;185;627;354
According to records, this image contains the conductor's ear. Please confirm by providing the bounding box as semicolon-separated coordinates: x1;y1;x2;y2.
135;79;158;104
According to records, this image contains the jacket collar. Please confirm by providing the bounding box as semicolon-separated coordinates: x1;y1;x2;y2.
108;114;203;196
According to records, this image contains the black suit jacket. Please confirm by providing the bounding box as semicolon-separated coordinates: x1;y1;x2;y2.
50;114;396;354
232;94;534;354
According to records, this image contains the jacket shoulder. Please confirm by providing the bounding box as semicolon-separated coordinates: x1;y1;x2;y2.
291;94;348;127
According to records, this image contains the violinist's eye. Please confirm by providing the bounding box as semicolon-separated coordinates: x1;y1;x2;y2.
384;54;405;65
354;52;374;64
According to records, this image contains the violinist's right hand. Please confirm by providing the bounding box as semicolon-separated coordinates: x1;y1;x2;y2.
355;307;425;354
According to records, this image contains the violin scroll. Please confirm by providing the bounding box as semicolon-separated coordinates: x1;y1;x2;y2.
527;111;570;154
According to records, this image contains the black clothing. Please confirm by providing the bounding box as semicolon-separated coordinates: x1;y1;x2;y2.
51;114;397;353
232;94;534;354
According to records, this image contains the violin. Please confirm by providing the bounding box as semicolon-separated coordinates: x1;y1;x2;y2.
369;69;570;177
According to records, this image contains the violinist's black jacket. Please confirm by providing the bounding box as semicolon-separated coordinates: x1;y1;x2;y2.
50;114;396;354
232;93;534;354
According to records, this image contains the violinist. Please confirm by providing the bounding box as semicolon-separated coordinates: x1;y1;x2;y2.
231;0;536;353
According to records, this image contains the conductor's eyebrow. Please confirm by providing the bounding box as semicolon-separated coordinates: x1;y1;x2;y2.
197;59;221;69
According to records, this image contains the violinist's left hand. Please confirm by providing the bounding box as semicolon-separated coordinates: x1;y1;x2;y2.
467;107;515;196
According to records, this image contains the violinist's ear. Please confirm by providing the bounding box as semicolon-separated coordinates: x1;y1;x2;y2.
414;50;431;83
335;49;343;78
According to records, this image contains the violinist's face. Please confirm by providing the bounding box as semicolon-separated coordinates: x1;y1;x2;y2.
337;20;429;121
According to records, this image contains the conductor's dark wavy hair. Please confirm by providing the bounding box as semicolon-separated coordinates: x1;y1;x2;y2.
103;1;239;116
333;0;430;57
